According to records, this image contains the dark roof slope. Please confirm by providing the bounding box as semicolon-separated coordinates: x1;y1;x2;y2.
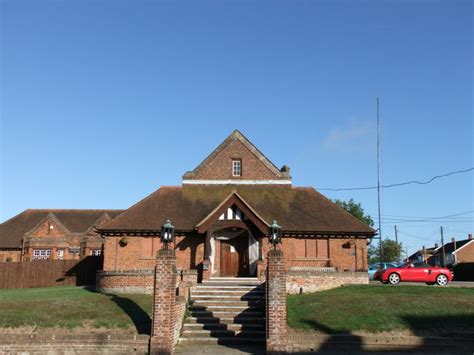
433;239;473;255
100;185;375;235
0;209;124;248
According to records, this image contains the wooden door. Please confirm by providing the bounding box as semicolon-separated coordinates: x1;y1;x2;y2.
220;236;249;277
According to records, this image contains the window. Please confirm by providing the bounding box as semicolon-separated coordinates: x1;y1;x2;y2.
33;249;52;260
90;249;102;256
56;249;64;260
232;160;242;177
294;239;329;259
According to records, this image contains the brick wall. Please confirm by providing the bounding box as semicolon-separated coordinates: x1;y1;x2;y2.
286;268;369;294
103;235;204;272
0;249;21;262
97;270;154;294
188;139;281;181
456;241;474;263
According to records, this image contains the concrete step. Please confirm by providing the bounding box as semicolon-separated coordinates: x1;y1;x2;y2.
195;285;262;291
187;316;265;324
181;328;266;338
190;294;264;301
189;305;264;312
178;337;266;345
183;323;264;331
190;300;264;307
189;310;264;317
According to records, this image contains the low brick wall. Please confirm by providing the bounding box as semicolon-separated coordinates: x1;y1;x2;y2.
97;269;154;294
0;333;149;354
288;332;474;353
97;269;198;295
287;267;368;294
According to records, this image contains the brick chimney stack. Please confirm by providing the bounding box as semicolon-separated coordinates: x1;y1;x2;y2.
469;234;473;240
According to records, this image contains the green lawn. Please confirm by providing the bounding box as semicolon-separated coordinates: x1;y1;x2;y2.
287;285;474;334
1;285;473;335
0;286;152;332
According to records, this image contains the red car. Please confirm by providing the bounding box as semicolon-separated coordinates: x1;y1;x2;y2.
374;261;453;286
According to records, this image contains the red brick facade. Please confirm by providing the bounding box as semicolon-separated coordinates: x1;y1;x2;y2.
454;240;474;264
1;209;121;262
93;130;375;292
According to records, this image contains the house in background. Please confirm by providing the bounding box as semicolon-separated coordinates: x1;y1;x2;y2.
0;209;123;262
96;130;376;293
407;244;440;263
429;235;474;267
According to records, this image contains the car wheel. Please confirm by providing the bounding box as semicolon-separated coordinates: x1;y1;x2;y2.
436;274;448;286
388;273;400;285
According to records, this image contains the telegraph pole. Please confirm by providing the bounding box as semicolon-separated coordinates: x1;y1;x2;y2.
376;98;383;262
440;226;446;267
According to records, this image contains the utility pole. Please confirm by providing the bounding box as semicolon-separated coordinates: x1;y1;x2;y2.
376;98;383;262
394;225;399;262
440;226;446;267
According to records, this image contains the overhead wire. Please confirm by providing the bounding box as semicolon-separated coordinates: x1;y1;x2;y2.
318;167;473;191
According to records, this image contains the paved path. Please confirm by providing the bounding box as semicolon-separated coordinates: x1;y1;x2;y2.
174;344;469;354
175;344;265;354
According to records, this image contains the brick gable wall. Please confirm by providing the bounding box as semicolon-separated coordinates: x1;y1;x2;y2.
187;139;281;181
456;241;474;263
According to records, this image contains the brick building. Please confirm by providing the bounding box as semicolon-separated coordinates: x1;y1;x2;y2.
97;130;375;293
429;235;474;266
0;209;123;262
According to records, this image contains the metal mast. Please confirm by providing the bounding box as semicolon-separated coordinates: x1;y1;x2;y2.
377;98;383;261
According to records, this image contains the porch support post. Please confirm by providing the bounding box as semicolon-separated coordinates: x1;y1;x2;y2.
202;229;212;281
266;249;288;353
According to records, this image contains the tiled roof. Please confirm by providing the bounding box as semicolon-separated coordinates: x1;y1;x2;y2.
99;185;375;236
433;239;473;255
0;209;124;248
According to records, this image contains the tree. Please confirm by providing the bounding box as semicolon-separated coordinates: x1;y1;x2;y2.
377;239;403;262
333;198;374;227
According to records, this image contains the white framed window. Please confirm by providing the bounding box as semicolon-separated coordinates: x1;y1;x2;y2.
33;249;52;260
232;159;242;177
90;249;102;256
56;249;64;260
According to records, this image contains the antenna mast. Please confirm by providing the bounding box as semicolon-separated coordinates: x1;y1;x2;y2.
377;98;383;261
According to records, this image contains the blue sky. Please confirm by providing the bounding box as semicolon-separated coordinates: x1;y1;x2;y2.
1;0;472;256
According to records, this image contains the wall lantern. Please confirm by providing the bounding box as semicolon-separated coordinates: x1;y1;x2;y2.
161;219;175;249
269;220;282;249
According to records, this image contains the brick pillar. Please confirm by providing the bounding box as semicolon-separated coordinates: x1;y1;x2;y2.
266;249;288;353
150;248;177;355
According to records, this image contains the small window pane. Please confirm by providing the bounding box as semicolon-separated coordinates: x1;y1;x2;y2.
232;160;241;176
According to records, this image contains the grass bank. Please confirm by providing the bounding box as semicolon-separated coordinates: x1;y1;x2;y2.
0;286;152;332
287;285;474;334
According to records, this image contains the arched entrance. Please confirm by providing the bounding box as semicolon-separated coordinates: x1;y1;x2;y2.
209;227;259;277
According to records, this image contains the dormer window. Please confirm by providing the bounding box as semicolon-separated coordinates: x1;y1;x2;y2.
232;159;242;177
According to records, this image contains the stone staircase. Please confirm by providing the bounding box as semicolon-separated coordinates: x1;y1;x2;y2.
179;277;266;345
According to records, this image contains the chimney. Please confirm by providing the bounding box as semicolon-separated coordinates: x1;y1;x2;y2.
452;237;456;251
469;234;473;240
435;243;439;248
